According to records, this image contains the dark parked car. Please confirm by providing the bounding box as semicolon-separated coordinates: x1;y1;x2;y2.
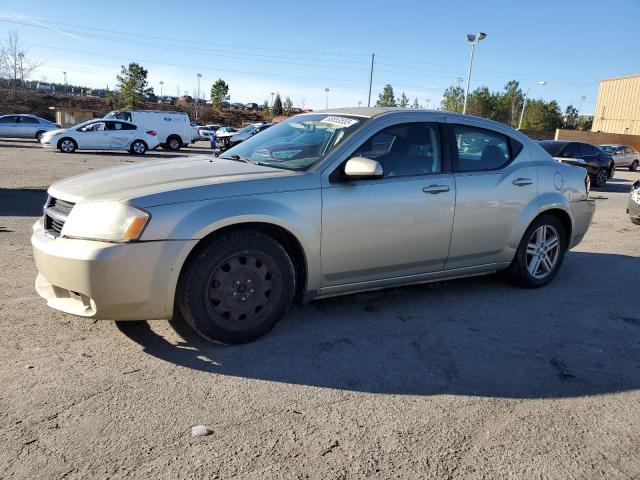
628;180;640;225
228;123;273;148
538;140;614;187
244;102;259;111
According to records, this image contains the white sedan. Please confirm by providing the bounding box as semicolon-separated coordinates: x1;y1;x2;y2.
41;119;160;154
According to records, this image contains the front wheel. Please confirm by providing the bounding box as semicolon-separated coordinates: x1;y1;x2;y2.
35;130;46;142
630;160;639;172
592;168;608;188
130;140;147;155
58;138;77;153
177;230;295;344
506;214;566;288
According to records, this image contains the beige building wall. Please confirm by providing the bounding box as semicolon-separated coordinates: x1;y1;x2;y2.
592;75;640;135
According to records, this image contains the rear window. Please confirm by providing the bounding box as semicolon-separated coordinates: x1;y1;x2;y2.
452;124;514;172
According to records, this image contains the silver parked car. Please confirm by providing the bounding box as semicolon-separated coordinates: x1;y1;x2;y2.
597;144;639;171
32;108;595;344
0;114;60;141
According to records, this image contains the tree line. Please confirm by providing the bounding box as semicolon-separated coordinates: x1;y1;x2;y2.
376;81;591;131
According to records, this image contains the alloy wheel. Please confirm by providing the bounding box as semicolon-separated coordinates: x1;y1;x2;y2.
526;225;560;279
169;139;180;150
595;169;608;187
61;140;75;152
133;141;145;154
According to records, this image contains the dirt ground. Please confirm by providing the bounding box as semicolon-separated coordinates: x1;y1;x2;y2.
1;138;639;479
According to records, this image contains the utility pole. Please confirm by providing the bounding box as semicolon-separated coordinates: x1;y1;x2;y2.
270;92;275;107
576;95;587;127
367;53;375;107
324;88;330;110
63;71;67;95
196;73;202;120
159;80;164;98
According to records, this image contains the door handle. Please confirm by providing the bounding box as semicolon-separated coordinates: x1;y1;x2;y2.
423;184;450;194
512;177;533;186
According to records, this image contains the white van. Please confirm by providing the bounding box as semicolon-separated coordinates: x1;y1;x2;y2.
104;110;192;150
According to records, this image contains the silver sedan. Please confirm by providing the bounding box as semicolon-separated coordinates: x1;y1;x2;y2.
0;114;59;141
32;108;595;344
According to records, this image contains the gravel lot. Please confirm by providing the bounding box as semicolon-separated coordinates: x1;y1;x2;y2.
1;138;639;479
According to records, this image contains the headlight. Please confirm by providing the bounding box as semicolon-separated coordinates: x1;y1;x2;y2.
61;202;150;242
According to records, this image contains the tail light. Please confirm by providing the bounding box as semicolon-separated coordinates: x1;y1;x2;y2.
585;174;590;197
146;130;157;136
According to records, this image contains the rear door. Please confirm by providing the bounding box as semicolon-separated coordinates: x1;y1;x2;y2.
445;121;537;269
107;121;136;149
17;116;40;138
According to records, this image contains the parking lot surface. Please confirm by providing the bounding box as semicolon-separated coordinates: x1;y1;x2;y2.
1;139;639;479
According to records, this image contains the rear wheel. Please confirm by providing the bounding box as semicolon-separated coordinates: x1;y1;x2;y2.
58;138;77;153
130;140;147;155
592;168;608;188
177;230;295;344
506;214;566;288
166;135;182;151
630;160;639;172
35;130;46;142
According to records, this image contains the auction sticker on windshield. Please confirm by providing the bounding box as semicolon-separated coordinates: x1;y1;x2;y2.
321;116;359;128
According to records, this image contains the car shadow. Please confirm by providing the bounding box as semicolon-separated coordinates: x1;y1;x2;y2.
0;139;43;149
0;188;47;216
53;151;198;160
593;182;634;194
117;251;640;399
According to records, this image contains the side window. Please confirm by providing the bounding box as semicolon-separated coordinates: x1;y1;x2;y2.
121;123;136;130
625;147;634;154
351;122;442;177
19;116;39;124
582;144;599;156
563;143;581;158
0;116;16;123
452;124;511;171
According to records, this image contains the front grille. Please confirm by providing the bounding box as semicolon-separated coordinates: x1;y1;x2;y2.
44;196;75;237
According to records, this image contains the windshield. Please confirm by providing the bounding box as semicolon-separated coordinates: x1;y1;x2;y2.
538;141;566;156
238;125;257;134
222;114;364;170
598;145;616;153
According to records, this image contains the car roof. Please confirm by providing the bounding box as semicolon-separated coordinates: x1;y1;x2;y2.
538;140;570;145
598;144;624;147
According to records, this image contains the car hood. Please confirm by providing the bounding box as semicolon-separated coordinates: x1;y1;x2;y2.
43;128;68;137
48;155;300;206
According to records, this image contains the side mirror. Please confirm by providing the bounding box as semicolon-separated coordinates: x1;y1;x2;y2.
344;156;383;179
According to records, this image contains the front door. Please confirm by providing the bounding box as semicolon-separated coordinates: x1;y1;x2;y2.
77;121;110;149
321;121;455;286
445;121;538;269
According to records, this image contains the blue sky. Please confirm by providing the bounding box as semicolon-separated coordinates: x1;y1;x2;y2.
0;0;638;111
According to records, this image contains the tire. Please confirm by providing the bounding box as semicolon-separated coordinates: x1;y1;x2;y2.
130;140;147;155
631;217;640;226
592;168;608;188
35;130;46;142
630;160;639;172
166;135;182;151
505;214;567;288
177;230;296;344
58;138;77;153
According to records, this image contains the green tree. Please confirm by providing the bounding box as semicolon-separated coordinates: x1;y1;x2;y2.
441;85;464;113
465;86;500;119
210;79;230;108
284;96;293;115
500;80;523;127
376;84;397;107
564;104;579;128
272;93;284;116
116;62;148;108
520;99;562;131
262;100;270;116
398;91;409;108
412;98;420;109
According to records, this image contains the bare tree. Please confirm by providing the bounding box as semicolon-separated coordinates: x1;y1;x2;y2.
0;31;42;94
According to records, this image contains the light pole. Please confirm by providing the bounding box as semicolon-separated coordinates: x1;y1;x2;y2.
196;73;202;100
62;71;67;94
270;92;275;107
518;80;547;130
159;81;164;98
324;88;330;109
462;32;487;115
425;98;430;109
576;95;587;126
358;101;362;108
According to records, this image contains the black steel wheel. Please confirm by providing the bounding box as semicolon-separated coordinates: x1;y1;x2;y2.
177;230;295;344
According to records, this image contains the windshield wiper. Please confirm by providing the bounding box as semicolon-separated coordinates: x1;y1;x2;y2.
218;154;257;164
